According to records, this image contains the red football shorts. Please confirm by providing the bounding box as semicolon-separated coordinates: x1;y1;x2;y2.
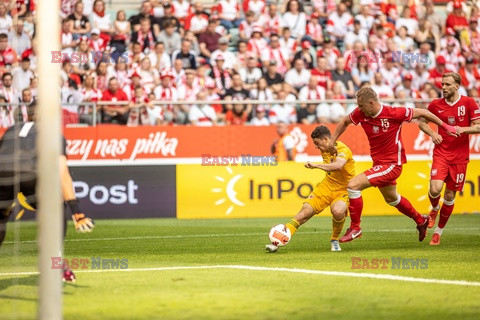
431;158;468;191
364;164;403;188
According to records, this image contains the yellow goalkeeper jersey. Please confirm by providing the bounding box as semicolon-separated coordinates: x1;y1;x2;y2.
320;141;355;190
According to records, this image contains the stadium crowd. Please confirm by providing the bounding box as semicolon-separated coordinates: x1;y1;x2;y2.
1;0;480;127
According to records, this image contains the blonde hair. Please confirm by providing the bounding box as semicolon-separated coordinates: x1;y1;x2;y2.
355;87;378;103
442;72;461;85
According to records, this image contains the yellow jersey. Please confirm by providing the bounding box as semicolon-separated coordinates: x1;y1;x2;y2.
320;141;355;190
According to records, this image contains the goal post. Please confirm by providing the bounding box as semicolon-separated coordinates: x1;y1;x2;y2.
36;0;63;319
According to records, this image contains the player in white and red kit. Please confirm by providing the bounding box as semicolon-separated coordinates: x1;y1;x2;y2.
328;87;458;243
419;72;480;245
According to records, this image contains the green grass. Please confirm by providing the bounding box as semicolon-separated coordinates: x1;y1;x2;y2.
1;215;480;320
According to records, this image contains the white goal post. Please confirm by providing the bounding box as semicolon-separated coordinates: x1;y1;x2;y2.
37;0;63;319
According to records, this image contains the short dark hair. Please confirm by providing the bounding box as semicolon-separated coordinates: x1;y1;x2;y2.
311;126;331;139
2;72;12;80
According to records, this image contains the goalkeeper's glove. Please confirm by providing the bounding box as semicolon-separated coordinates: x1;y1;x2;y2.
67;199;94;233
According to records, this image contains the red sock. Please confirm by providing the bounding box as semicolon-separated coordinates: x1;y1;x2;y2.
348;196;363;229
395;196;424;225
438;203;454;228
428;192;440;210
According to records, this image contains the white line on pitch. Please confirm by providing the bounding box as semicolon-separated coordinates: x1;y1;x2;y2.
3;227;479;245
0;265;479;287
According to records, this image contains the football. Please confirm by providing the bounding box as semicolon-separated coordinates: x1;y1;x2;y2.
268;224;291;246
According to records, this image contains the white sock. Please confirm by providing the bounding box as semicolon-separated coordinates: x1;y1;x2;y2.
434;227;443;235
432;205;440;211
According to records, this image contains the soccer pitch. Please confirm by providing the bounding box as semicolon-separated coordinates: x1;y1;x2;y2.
1;215;479;320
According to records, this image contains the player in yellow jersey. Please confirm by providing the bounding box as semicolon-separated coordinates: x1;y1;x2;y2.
266;125;355;252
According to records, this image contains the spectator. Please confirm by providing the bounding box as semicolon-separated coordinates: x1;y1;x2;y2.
239;10;256;41
459;57;480;91
394;26;415;52
211;54;232;96
1;72;17;103
15;88;33;123
445;1;468;37
279;27;297;59
417;1;444;36
344;19;368;50
379;56;401;88
411;63;430;91
217;0;242;31
184;1;209;36
269;89;297;124
132;18;156;54
91;0;114;42
157;2;181;33
211;37;236;70
205;82;224;123
370;72;394;99
250;77;273;102
72;38;96;77
172;58;186;87
258;2;282;37
440;37;462;71
178;69;200;102
60;60;81;88
189;90;217;126
282;0;306;40
316;37;341;70
225;102;248;125
198;20;221;59
247;26;268;58
355;5;374;35
0;4;13;35
123;72;142;101
428;56;452;89
330;57;355;98
239;56;262;90
130;0;160;35
297;103;319;124
298;76;326;109
112;10;131;53
326;2;353;47
148;41;171;71
146;92;167;125
172;0;193;24
305;12;323;46
94;61;111;92
394;73;422;99
61;78;84;125
250;106;270;126
11;57;33;92
316;89;345;123
157;21;181;55
154;69;179;124
311;56;332;90
414;42;436;71
80;74;102;124
351;55;374;88
101;77;129;124
262;60;284;93
137;57;160;94
225;73;250;115
23;12;35;39
8;20;30;57
61;18;77;55
285;59;311;93
293;41;314;69
68;1;91;40
463;18;480;61
127;86;152;126
243;0;266;18
396;6;418;37
261;33;290;74
172;39;198;70
415;19;439;53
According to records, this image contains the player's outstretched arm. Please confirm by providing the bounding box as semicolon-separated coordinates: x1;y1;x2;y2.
305;158;347;172
412;108;459;137
60;155;94;233
328;116;352;152
418;117;443;144
457;120;480;135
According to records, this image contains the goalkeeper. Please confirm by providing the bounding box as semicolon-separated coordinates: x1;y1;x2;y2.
0;101;94;281
266;126;355;252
